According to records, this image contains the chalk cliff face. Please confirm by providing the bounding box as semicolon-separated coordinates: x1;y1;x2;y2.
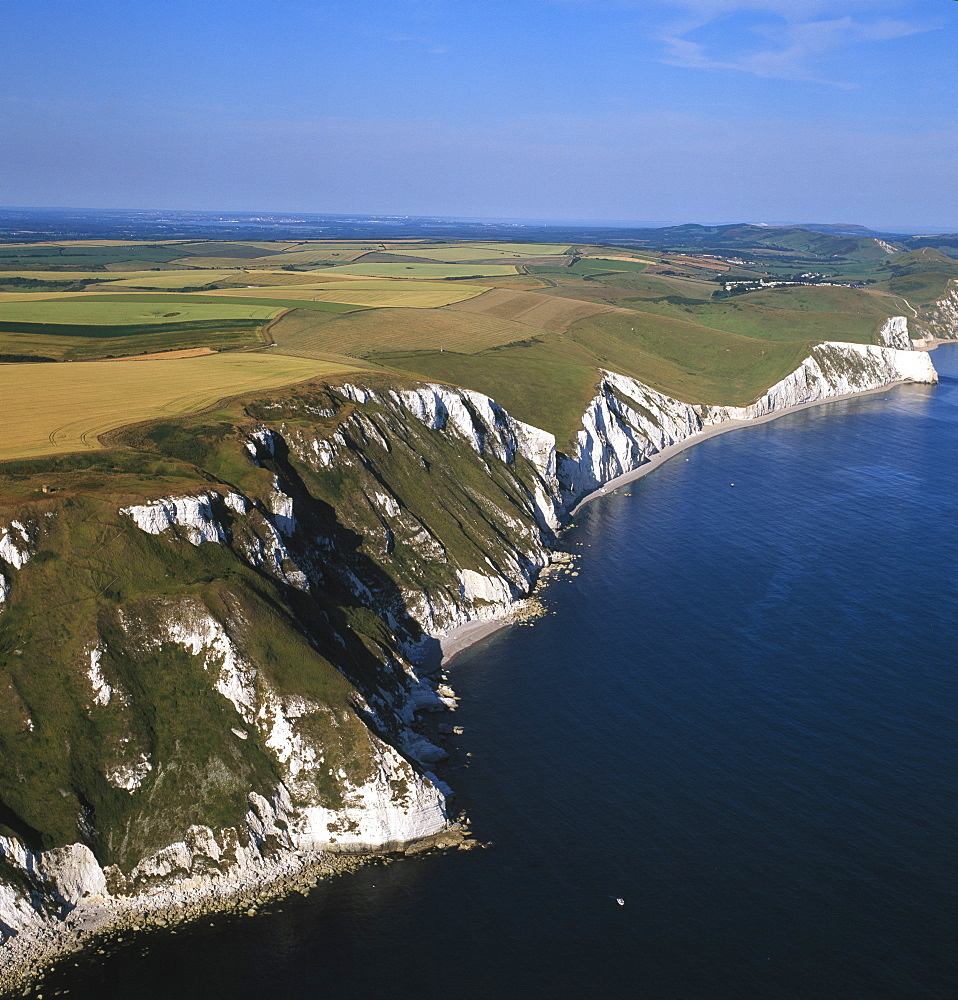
912;278;958;344
0;342;938;974
558;343;936;502
876;316;912;351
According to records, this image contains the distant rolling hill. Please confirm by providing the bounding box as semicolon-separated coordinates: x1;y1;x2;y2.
605;223;958;264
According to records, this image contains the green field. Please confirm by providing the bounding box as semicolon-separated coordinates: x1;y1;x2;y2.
78;291;358;312
0;244;189;269
466;242;573;255
376;308;815;448
106;270;244;288
0;323;266;362
530;258;648;277
271;305;547;360
618;285;897;343
0;298;281;325
0;295;356;361
0;270;154;283
222;247;380;267
202;280;488;308
534;266;719;302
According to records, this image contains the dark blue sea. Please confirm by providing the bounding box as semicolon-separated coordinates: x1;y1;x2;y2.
40;349;958;1000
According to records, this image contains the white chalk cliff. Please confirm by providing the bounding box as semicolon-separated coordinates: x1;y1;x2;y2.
559;343;936;501
912;278;958;345
876;316;912;351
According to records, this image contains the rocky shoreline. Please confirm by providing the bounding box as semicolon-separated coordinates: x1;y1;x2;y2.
0;827;477;997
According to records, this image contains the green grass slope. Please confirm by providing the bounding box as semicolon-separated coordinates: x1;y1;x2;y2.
379;308;813;449
874;248;958;306
620;285;897;344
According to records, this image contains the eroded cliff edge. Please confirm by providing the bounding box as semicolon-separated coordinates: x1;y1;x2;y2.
0;340;938;983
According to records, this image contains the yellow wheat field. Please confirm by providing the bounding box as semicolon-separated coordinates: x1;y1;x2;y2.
0;352;356;460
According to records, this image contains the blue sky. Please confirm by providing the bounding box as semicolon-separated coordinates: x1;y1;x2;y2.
2;0;956;228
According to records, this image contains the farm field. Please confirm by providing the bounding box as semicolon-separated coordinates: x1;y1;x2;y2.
0;270;181;284
0;297;282;361
380;308;814;448
529;258;649;277
0;299;281;325
445;287;614;332
328;262;520;279
215;247;380;267
215;271;355;287
619;285;898;343
462;242;573;255
271;305;549;360
72;292;358;312
534;268;720;302
0;324;266;362
102;270;244;288
0;352;357;460
0;234;926;461
200;280;488;308
379;245;568;262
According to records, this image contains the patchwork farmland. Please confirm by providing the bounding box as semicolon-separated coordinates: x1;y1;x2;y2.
1;234;942;462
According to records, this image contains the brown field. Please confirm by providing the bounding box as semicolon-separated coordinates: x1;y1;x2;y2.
531;279;654;304
101;260;188;271
215;247;377;267
215;270;347;287
351;252;440;264
537;270;718;302
457;275;551;290
0;352;357;461
445;287;613;333
200;281;487;309
105;347;216;361
163;256;265;269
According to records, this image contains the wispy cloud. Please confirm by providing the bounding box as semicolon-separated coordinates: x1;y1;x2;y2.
363;28;451;55
661;10;934;84
556;0;939;85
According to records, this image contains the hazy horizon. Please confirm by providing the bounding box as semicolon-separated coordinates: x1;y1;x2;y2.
4;0;957;230
1;205;955;237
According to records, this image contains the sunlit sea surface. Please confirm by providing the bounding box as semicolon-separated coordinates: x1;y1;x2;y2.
39;349;958;1000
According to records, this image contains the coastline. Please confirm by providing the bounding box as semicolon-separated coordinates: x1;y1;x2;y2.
0;828;471;996
914;337;948;352
2;346;949;993
569;374;941;516
440;617;511;665
439;357;949;664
